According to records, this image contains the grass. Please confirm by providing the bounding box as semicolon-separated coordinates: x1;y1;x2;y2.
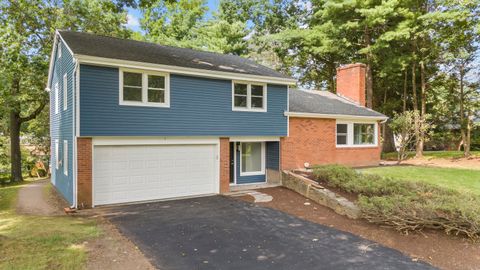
382;150;480;160
361;166;480;196
0;181;100;270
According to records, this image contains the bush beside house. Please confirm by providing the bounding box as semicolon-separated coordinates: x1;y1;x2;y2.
312;165;480;238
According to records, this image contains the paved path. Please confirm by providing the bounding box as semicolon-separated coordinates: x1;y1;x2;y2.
103;196;436;270
16;179;63;216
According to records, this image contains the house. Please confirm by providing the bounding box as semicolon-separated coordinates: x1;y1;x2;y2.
47;31;386;208
282;64;388;170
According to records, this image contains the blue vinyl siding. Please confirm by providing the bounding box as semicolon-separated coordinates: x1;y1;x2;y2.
79;65;288;136
49;39;75;204
236;148;266;184
266;141;280;170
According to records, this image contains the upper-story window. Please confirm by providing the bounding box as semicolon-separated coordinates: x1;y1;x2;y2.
232;81;267;112
63;74;68;111
119;69;170;107
54;83;59;114
336;121;377;147
57;43;62;59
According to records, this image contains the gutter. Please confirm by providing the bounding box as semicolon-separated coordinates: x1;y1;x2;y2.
284;111;389;121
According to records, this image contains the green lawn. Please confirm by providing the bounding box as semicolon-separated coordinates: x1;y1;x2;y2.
382;150;480;160
0;181;100;270
361;166;480;196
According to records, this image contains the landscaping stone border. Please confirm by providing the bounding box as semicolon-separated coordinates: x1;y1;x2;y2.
282;170;361;219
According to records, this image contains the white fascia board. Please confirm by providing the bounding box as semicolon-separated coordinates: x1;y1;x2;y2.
285;111;388;121
75;54;297;85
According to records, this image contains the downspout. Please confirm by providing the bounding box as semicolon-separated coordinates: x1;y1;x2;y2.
71;60;79;209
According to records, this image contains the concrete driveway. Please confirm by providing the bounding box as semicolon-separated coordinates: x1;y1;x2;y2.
103;196;436;270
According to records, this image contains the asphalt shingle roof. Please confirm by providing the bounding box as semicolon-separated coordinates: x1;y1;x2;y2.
289;89;387;118
58;31;291;79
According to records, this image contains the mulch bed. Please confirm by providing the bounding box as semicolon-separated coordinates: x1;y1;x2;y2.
234;187;480;270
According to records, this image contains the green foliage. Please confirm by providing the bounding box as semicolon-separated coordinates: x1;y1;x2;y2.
389;111;433;162
312;165;480;238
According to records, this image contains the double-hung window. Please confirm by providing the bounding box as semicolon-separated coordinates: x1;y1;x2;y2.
63;74;68;111
336;122;377;147
63;140;68;175
120;69;169;107
55;83;59;114
232;82;266;112
55;140;59;170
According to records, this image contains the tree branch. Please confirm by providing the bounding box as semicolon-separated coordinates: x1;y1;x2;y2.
19;101;46;123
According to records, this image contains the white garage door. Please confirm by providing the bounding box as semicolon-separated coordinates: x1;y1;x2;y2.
93;144;218;206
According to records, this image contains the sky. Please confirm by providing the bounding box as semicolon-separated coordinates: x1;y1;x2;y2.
125;0;219;33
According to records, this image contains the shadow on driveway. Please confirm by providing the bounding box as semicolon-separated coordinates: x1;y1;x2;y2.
102;196;436;270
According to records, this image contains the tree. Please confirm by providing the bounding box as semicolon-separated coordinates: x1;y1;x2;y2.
390;111;432;163
0;0;131;182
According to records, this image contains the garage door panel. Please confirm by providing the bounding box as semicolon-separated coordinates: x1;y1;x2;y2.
93;144;217;206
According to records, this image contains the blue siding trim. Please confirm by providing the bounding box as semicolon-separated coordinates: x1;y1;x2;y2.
235;146;266;184
49;38;75;204
79;65;288;136
266;142;280;170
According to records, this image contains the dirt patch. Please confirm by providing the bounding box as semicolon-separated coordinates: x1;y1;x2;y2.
235;187;480;270
16;179;65;216
388;156;480;170
84;216;156;270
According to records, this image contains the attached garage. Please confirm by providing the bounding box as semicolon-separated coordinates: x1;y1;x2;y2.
92;142;219;206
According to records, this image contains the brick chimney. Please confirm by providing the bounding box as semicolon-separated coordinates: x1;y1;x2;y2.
336;63;366;106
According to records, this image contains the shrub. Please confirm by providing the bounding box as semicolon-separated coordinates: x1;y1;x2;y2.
312;165;480;238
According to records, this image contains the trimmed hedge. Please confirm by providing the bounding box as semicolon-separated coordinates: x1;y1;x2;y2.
312;165;480;238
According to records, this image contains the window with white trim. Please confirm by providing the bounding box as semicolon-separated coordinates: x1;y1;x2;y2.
55;140;59;170
63;140;68;175
232;82;266;111
336;122;377;147
55;83;59;114
63;74;68;111
57;43;62;58
120;69;169;107
240;142;265;176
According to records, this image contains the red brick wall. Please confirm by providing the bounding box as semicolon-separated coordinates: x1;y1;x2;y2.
281;118;381;170
219;137;230;193
336;63;366;106
77;138;92;208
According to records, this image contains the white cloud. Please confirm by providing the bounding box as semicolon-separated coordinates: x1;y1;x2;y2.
126;13;140;28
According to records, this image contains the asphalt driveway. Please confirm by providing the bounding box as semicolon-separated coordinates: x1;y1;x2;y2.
103;196;436;270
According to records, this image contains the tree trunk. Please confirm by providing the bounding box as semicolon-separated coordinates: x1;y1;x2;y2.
459;64;470;157
416;61;426;158
403;69;408;112
364;26;373;108
382;123;396;153
10;111;23;182
411;62;421;158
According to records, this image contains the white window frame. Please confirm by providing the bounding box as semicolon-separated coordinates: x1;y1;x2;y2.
119;68;170;108
57;43;62;58
63;140;68;175
239;141;265;176
63;74;68;111
336;120;378;148
232;81;267;112
55;140;59;170
54;83;59;114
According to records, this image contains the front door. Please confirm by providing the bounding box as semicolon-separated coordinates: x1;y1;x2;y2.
233;142;266;185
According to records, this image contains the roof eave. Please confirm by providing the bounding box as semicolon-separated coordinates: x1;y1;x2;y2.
284;111;388;121
74;54;297;85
